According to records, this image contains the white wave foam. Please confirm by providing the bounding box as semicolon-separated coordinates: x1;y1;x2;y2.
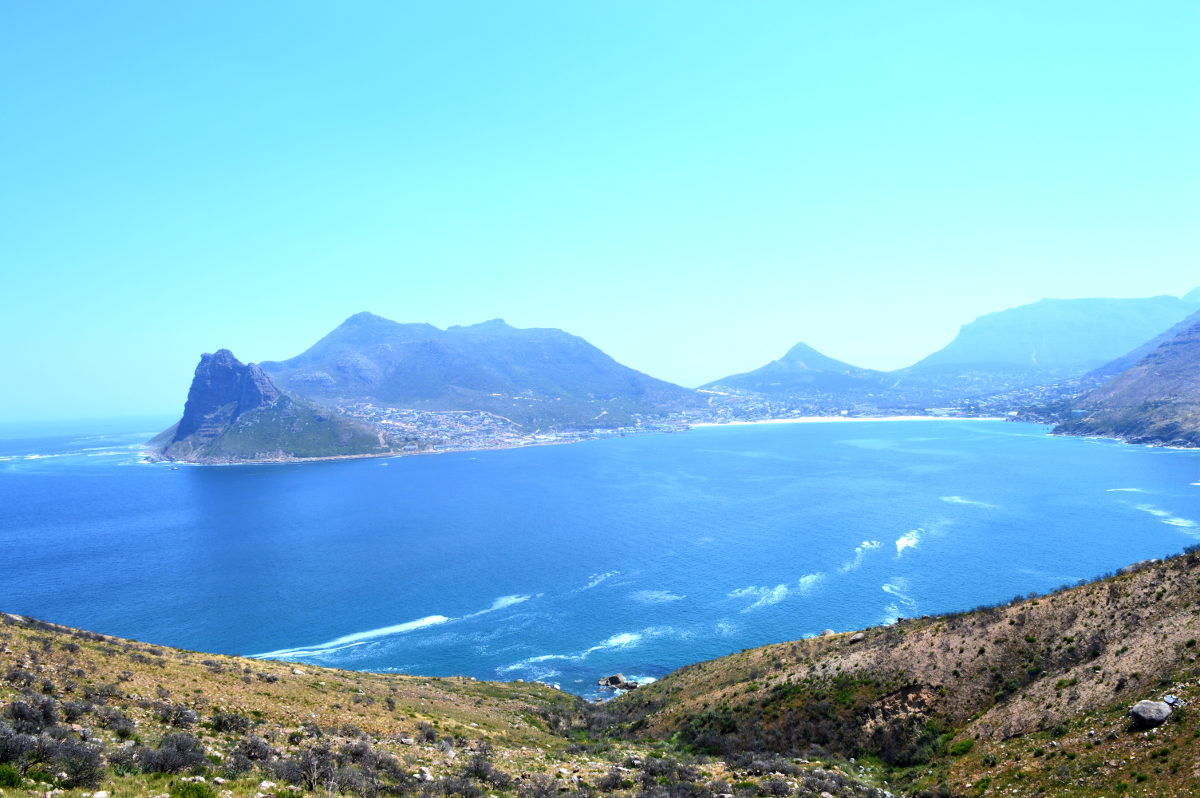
940;496;998;508
880;603;902;625
498;627;670;677
730;584;789;611
796;573;825;593
464;594;531;617
255;615;451;659
630;590;685;604
840;540;882;572
896;528;921;555
1107;488;1147;493
881;578;917;608
1134;504;1197;529
253;593;533;660
714;620;737;636
581;571;619;590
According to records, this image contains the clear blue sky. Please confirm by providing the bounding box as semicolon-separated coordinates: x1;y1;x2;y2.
2;1;1197;421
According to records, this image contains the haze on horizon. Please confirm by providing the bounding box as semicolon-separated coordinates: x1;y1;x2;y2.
1;2;1196;422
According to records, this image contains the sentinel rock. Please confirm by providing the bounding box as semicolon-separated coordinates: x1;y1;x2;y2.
173;350;281;443
150;349;390;463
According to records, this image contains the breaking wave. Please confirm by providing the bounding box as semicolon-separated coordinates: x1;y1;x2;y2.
630;590;685;604
1134;504;1197;529
840;540;882;572
252;594;532;660
896;528;921;555
941;496;998;508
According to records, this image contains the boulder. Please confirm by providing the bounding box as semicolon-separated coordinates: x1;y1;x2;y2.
1129;700;1172;728
848;632;865;644
598;674;626;687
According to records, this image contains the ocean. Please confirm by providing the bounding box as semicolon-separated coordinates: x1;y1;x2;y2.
2;418;1198;698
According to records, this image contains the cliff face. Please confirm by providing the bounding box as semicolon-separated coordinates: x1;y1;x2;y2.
172;349;281;443
153;349;389;463
1055;320;1200;446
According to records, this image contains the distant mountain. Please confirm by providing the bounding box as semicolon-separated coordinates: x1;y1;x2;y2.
907;295;1198;375
702;342;885;397
259;313;702;428
866;294;1199;404
1088;308;1200;381
150;349;390;463
1055;319;1200;446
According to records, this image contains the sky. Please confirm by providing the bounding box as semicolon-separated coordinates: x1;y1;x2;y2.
1;1;1197;421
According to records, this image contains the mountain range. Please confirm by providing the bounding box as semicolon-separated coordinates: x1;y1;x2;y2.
259;312;703;428
706;292;1200;406
152;288;1200;462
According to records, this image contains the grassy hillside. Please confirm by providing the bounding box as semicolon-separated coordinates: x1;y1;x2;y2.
612;547;1200;796
5;549;1200;797
0;615;888;798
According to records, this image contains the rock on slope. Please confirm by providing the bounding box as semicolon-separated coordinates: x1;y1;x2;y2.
151;349;390;463
1055;319;1200;446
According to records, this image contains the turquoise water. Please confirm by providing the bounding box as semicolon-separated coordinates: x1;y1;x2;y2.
3;419;1199;697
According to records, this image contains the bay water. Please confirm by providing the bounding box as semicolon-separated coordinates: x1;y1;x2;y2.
3;419;1198;698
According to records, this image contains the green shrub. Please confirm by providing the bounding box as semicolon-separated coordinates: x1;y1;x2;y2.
948;739;974;756
0;763;21;787
174;783;216;798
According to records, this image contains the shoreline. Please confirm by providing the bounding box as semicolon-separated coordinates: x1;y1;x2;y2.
691;415;1006;428
142;415;1010;466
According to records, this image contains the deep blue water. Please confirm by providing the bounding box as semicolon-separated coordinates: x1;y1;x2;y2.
3;419;1199;698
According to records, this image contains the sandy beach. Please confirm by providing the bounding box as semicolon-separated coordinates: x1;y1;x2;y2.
691;415;1006;428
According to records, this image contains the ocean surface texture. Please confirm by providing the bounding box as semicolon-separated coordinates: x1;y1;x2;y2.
3;419;1199;698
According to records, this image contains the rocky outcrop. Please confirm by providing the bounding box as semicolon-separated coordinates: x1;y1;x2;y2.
151;349;391;464
172;349;281;445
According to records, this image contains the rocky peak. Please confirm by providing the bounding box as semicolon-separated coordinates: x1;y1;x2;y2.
173;349;281;441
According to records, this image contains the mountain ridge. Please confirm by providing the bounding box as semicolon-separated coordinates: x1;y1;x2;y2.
1055;318;1200;446
259;312;704;429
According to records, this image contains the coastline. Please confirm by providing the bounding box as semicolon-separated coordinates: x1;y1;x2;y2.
142;415;1009;466
690;415;1006;428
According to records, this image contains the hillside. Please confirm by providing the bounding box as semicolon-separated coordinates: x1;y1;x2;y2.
150;350;391;463
703;343;886;398
613;548;1200;796
1055;320;1200;446
259;313;703;429
0;613;892;798
1086;309;1200;382
6;549;1200;796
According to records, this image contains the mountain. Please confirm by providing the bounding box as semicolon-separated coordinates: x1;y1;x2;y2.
898;295;1198;390
1087;308;1200;381
6;547;1200;796
259;312;703;428
703;342;886;397
1054;319;1200;446
150;349;390;463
